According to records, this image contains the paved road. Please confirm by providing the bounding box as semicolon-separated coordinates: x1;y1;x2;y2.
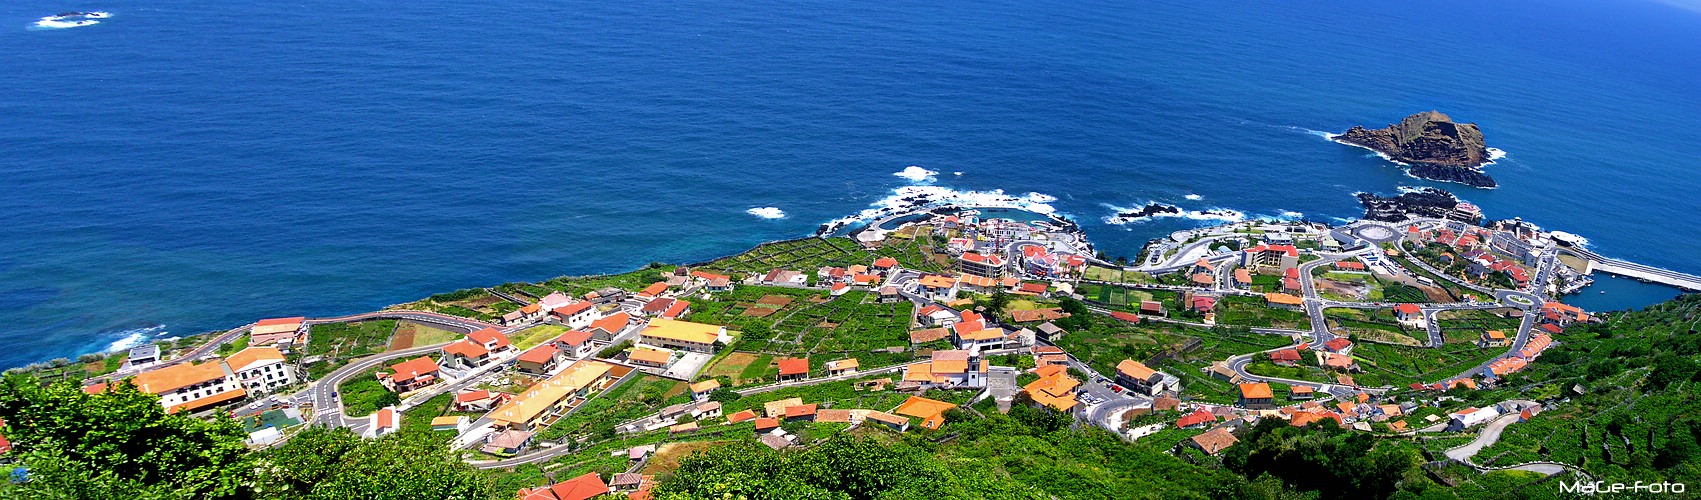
1445;413;1522;463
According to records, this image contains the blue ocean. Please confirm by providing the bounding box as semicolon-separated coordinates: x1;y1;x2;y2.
3;0;1699;369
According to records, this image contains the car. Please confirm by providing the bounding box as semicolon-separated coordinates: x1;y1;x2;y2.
1110;385;1123;393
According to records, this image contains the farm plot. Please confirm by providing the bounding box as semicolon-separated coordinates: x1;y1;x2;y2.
1434;309;1524;344
698;238;871;276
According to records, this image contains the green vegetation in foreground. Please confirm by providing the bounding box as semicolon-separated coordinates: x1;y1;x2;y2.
0;376;487;499
653;402;1254;499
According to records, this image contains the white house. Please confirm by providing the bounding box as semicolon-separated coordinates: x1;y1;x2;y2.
554;330;597;359
549;302;600;329
1447;406;1500;431
537;292;575;312
131;362;248;414
224;346;297;394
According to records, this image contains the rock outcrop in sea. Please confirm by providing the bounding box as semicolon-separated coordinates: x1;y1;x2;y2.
1336;111;1497;188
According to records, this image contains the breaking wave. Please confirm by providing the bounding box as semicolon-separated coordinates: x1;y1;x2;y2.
893;166;939;183
104;324;166;353
747;207;786;219
818;185;1061;235
31;11;108;29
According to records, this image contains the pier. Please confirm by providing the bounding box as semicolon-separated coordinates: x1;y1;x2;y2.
1560;245;1701;292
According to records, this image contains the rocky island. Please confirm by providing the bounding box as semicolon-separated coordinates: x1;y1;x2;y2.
1336;111;1498;188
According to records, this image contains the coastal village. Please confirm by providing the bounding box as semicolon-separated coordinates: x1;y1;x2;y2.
5;201;1696;499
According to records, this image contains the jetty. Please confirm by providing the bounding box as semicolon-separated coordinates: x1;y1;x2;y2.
1559;244;1701;292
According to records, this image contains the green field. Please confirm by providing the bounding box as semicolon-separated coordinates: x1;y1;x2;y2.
510;324;568;351
1434;309;1523;344
1215;295;1311;329
1348;342;1507;387
336;364;397;418
1322;308;1424;345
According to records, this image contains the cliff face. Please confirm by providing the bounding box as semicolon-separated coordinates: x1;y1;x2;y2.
1338;111;1496;188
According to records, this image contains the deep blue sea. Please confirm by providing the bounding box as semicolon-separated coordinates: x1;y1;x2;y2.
4;0;1699;369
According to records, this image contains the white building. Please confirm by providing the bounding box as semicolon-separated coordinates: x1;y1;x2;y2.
224;346;297;394
131;362;248;413
1447;406;1500;431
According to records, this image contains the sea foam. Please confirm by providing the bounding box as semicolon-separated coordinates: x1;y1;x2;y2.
1101;202;1247;225
817;184;1061;235
104;325;165;353
31;11;109;29
747;207;786;219
893;166;939;183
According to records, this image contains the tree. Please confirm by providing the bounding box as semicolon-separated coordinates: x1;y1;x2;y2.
0;376;256;499
259;427;491;500
708;387;741;403
989;290;1012;312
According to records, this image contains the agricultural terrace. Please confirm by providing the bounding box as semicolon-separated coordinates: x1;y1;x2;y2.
509;324;569;351
1385;251;1474;302
1322;308;1425;346
537;264;679;297
1048;310;1197;377
392;288;517;322
388;320;461;350
717;374;977;421
681;285;828;332
534;374;690;442
1075;283;1179;313
696;289;915;384
694;237;870;277
1433;309;1524;344
1152;331;1296;404
401;392;488;447
1346;341;1508;388
1081;265;1156;284
869;225;951;273
300;319;399;379
1214;296;1311;330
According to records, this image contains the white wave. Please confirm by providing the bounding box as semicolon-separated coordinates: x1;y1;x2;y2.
34;18;99;29
104;325;166;353
1184;194;1203;201
33;11;110;29
1276;210;1305;219
818;185;1062;235
893;166;938;183
1487;148;1507;161
747;207;786;219
1100;201;1246;225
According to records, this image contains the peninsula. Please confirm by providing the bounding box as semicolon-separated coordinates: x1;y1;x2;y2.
1336;111;1498;188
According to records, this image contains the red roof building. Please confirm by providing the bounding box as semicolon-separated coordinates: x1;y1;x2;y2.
1175;408;1216;429
518;472;610;500
777;357;810;378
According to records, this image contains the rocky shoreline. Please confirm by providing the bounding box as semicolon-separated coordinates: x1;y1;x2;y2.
1336;111;1498;188
1356;187;1479;223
